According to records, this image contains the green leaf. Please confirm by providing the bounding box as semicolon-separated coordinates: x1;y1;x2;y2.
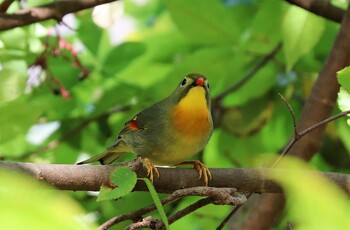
0;28;27;50
0;133;34;158
282;6;325;70
0;170;95;229
103;42;146;76
77;13;104;56
222;61;277;106
165;0;239;44
0;68;26;105
97;166;137;202
140;178;170;230
0;101;42;143
242;0;283;54
337;87;350;126
269;157;350;230
337;66;350;92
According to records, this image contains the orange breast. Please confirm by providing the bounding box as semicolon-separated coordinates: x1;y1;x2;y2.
170;87;211;137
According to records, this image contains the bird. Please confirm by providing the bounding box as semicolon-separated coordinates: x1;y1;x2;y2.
78;73;213;185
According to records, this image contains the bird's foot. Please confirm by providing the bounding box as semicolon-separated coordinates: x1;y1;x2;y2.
143;158;160;183
176;160;212;186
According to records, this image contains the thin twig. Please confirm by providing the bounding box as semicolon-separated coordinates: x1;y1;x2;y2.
164;190;245;229
214;43;282;103
278;93;298;138
217;106;350;228
156;197;215;230
21;105;130;158
274;103;350;166
216;193;252;230
299;109;350;137
125;216;157;230
99;187;246;229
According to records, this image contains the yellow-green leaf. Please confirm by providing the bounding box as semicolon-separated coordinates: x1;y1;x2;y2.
269;157;350;230
0;171;94;230
282;6;325;70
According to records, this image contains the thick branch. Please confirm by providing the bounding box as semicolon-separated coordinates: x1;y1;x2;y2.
0;0;118;31
286;0;344;23
0;162;349;195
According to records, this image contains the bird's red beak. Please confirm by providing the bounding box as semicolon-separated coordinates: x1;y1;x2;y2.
196;77;204;86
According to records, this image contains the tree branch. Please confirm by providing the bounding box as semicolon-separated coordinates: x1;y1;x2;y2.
0;0;119;31
100;187;246;229
0;161;349;195
240;2;350;230
285;0;344;23
0;0;15;13
156;197;214;229
0;0;345;32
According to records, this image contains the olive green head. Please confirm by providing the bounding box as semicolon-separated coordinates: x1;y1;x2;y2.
169;73;211;107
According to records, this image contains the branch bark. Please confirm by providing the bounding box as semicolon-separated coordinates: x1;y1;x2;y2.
0;0;118;31
0;0;345;32
240;3;350;230
0;161;349;195
285;0;344;23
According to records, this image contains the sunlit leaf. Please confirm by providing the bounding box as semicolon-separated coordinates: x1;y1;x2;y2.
337;87;350;126
165;0;239;44
0;171;94;229
243;0;283;54
282;6;325;70
0;69;25;104
337;66;350;92
269;157;350;230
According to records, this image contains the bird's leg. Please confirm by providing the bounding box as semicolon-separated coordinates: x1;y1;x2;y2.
175;160;212;186
143;158;160;183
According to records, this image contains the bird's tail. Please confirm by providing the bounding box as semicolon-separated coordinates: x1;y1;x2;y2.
77;139;132;165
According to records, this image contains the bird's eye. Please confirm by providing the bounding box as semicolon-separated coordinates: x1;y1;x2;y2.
181;78;187;86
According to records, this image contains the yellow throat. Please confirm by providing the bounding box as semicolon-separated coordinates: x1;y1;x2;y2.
170;86;211;137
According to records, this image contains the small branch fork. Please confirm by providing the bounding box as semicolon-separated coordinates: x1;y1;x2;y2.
98;187;247;229
275;94;350;166
216;97;350;229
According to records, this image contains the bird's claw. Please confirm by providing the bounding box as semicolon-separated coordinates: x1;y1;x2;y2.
176;160;212;186
193;160;212;186
143;158;159;183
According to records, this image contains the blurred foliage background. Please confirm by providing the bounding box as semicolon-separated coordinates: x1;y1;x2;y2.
1;0;350;229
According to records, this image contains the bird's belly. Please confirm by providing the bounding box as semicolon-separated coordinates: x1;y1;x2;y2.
145;134;210;165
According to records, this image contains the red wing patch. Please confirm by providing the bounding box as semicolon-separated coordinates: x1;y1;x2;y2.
128;116;139;130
